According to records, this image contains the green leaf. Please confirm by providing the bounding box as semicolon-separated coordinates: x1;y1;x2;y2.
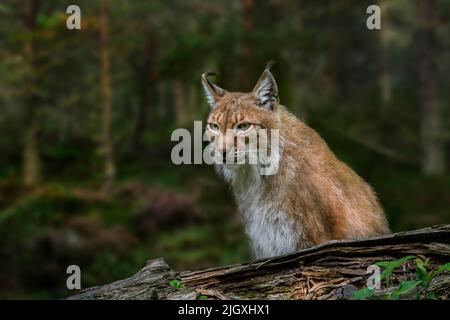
431;262;450;278
380;256;416;285
425;292;438;300
169;279;184;289
393;255;417;266
351;288;375;300
389;280;421;299
196;295;208;300
415;258;431;287
389;292;401;300
374;261;390;267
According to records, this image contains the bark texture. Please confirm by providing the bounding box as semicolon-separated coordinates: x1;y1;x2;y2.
419;0;445;175
99;0;116;196
22;0;41;187
69;225;450;300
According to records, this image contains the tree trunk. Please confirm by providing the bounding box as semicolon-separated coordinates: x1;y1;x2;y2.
69;224;450;300
132;40;157;150
327;1;338;97
22;0;41;187
187;83;198;123
99;0;116;196
173;79;188;127
419;0;445;175
379;0;392;111
285;0;308;119
23;119;41;187
240;0;254;88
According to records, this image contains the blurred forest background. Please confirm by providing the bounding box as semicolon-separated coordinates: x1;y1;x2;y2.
0;0;449;299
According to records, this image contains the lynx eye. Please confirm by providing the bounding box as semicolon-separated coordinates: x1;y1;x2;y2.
207;123;220;132
236;122;251;132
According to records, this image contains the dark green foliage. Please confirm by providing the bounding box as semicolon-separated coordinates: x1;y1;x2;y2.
351;287;375;300
0;0;448;298
352;256;450;300
376;255;416;286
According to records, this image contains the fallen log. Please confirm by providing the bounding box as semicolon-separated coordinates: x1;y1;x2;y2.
69;224;450;300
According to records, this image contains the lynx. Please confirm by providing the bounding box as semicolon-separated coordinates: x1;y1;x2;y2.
202;63;390;259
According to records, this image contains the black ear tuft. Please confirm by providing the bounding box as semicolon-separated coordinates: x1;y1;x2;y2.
252;64;278;111
266;60;275;71
201;72;227;108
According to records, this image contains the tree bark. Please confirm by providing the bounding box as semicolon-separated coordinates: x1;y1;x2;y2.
99;0;116;196
23;119;41;187
240;0;254;88
173;79;188;127
379;0;392;111
22;0;41;187
419;0;445;175
69;224;450;300
132;40;157;150
328;1;337;95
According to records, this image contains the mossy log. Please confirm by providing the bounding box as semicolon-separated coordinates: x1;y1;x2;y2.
69;224;450;300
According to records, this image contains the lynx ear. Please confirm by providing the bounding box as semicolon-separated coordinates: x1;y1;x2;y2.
201;72;226;108
252;62;278;111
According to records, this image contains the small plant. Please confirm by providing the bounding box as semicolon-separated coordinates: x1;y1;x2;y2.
375;255;416;286
351;287;375;300
352;256;450;300
169;279;184;289
196;295;208;300
388;280;422;300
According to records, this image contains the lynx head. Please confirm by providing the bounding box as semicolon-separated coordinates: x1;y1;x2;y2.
202;63;281;175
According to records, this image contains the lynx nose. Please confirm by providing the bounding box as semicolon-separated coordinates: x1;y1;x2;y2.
216;134;232;159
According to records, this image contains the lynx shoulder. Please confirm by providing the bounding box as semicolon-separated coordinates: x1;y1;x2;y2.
202;64;390;259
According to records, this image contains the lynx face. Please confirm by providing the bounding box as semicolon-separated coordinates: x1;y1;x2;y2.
205;93;280;165
202;65;280;169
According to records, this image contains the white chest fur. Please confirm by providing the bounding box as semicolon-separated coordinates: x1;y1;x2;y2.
218;164;298;259
244;204;298;259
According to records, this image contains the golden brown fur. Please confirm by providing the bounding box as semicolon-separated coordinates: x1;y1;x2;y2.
202;66;390;258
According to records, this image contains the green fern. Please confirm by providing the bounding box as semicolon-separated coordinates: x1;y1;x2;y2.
352;256;448;300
